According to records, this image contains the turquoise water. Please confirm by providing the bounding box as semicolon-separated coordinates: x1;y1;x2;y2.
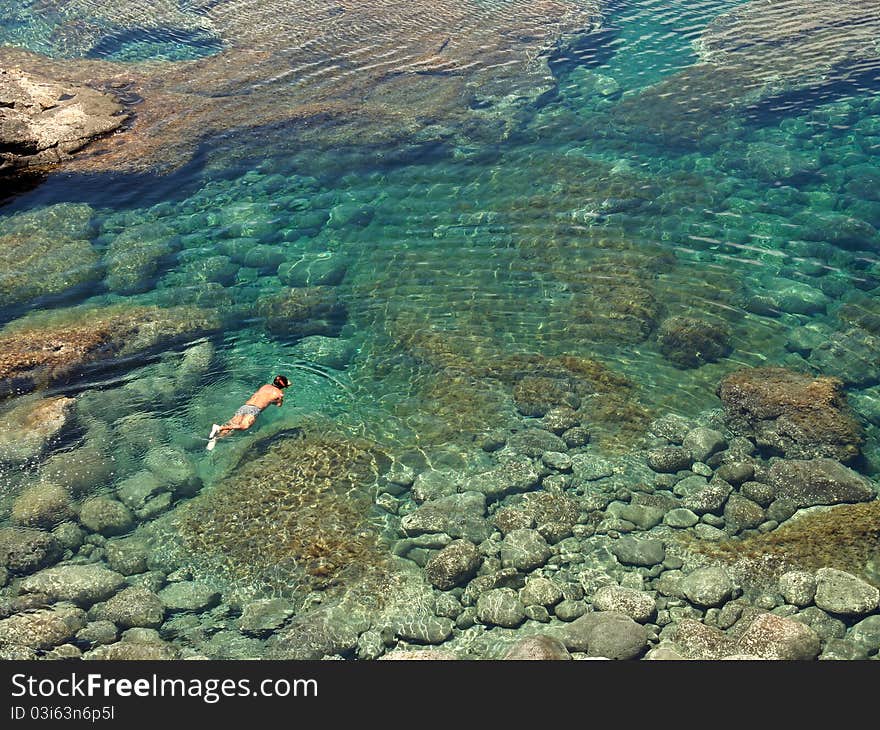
2;0;880;658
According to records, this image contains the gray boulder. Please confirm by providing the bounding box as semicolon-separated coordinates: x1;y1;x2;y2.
19;564;125;607
735;612;821;660
848;615;880;655
89;586;165;629
237;598;295;638
610;536;666;567
508;429;567;458
411;470;457;503
78;496;134;536
476;588;526;628
570;454;614;482
778;571;817;608
0;527;61;575
767;459;876;509
75;620;118;647
393;615;454;644
723;494;765;531
0;603;86;650
424;540;481;590
646;446;693;473
683;428;727;463
503;634;571;660
520;576;564;607
555;611;648;659
499;529;552;571
265;606;366;660
682;566;735;608
400;492;489;543
158;581;221;613
460;459;541;498
814;568;880;616
682;481;733;515
104;539;149;576
668;619;735;659
591;585;656;623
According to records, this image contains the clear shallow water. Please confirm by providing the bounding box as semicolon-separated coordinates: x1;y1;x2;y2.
2;0;880;655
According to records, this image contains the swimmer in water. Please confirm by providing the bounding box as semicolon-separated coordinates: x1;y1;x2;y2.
206;375;290;451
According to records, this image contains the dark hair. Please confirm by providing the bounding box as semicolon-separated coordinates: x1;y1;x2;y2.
273;375;290;388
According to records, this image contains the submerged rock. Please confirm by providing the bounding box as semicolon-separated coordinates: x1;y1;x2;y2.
0;0;601;176
656;316;732;368
814;568;880;616
0;215;101;309
237;599;296;638
0;603;86;650
717;367;863;463
79;496;134;537
0;304;222;399
89;586;165;629
0;527;61;575
0;396;75;464
104;223;176;294
476;588;526;628
253;286;347;339
158;581;221;613
499;529;552;571
19;564;125;607
767;459;876;509
610;536;666;567
424;540;481;590
555;611;648;659
503;634;572;660
265;605;365;660
176;429;388;596
11;482;74;529
735;612;821;660
617;0;880;150
401;492;489;543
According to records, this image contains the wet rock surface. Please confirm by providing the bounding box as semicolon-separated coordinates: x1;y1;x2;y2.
0;67;126;174
717;368;864;462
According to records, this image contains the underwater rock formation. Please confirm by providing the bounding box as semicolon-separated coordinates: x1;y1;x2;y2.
689;501;880;589
0;0;602;174
252;286;347;340
175;427;389;600
656;316;733;369
0;304;222;399
0;203;101;310
616;0;880;147
0;396;75;464
717;367;864;463
0;67;126;174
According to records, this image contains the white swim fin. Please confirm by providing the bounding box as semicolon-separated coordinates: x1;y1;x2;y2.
209;424;220;438
206;438;217;452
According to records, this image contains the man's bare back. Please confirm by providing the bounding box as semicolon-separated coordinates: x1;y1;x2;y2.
206;375;291;450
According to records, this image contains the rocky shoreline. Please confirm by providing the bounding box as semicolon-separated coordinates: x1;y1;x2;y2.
0;67;128;175
1;360;878;661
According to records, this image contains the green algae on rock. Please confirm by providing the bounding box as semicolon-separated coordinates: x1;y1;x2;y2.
0;203;101;309
174;427;389;600
0;395;75;464
685;501;880;590
657;316;733;369
717;367;864;463
0;0;602;175
0;303;222;398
